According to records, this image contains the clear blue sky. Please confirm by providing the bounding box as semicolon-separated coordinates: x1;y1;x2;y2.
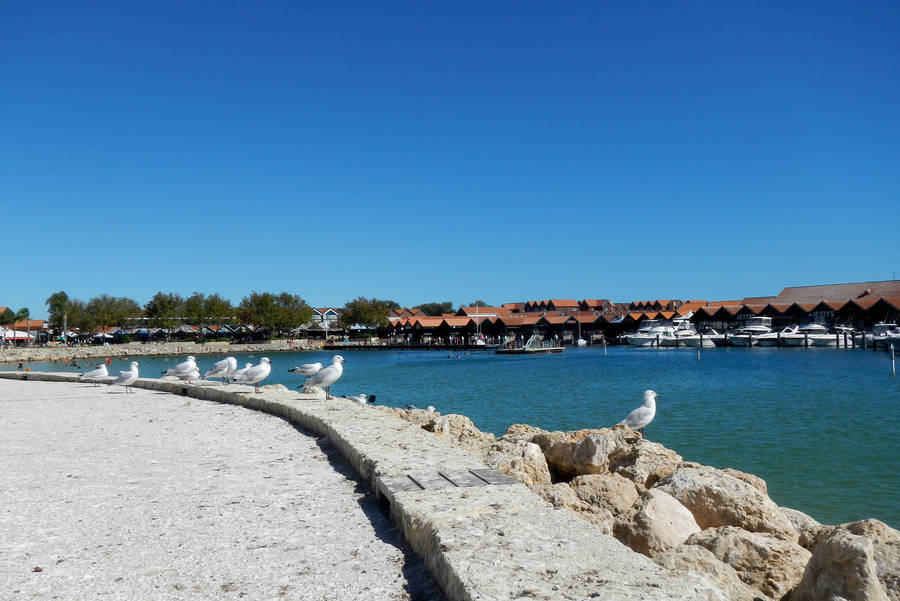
3;1;898;318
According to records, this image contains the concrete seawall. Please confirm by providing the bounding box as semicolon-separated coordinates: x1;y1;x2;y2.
1;371;728;600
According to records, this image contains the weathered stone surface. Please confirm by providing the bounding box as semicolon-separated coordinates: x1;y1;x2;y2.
804;519;900;601
569;473;640;516
500;423;546;443
655;544;766;601
610;439;682;491
420;413;496;460
484;440;552;486
656;464;797;539
529;483;615;533
722;468;768;495
780;506;828;550
791;528;889;601
617;489;701;557
687;526;811;600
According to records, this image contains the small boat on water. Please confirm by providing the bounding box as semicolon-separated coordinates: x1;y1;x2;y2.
680;328;724;348
625;320;665;347
860;322;900;349
756;325;799;347
781;322;827;347
728;317;773;347
496;333;564;355
810;326;856;348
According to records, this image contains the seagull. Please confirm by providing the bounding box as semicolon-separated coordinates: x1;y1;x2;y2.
229;362;254;383
204;356;238;384
111;361;140;393
80;363;109;386
619;390;660;435
289;362;323;377
231;357;272;393
303;355;345;399
176;366;200;382
162;356;197;380
347;394;368;405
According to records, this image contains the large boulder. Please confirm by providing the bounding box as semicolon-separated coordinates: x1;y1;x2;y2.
780;507;829;550
484;440;552;486
654;544;767;601
790;528;889;601
529;483;614;534
569;473;640;516
422;413;495;460
802;519;900;601
687;526;811;601
656;464;797;539
609;439;682;491
500;423;547;444
616;489;701;557
540;429;631;479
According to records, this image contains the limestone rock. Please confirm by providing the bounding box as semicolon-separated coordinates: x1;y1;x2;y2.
656;464;797;539
722;468;768;495
780;507;829;550
569;473;640;516
538;427;638;480
422;413;496;460
791;528;889;601
484;440;551;487
500;423;546;444
804;519;900;601
686;526;811;600
610;439;682;491
529;483;614;534
654;544;766;601
616;489;701;557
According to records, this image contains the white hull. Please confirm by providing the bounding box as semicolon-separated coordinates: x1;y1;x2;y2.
780;336;808;347
729;335;756;347
627;335;658;347
680;336;717;348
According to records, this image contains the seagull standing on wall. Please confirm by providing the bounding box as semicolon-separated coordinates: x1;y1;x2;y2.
289;362;323;381
231;357;272;393
80;363;109;386
619;390;660;436
204;356;238;385
112;362;140;393
303;355;345;399
162;356;198;380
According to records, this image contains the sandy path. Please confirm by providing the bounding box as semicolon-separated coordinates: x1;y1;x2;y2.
0;380;444;600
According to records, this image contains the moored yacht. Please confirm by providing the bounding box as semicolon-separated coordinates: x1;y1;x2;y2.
680;328;723;348
756;325;799;347
781;322;827;347
728;316;773;346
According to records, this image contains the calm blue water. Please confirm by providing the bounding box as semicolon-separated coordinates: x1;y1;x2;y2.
8;346;899;528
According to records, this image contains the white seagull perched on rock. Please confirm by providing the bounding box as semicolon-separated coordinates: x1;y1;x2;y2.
112;362;140;393
80;363;109;386
162;356;198;380
303;355;345;399
231;357;272;393
204;356;238;384
619;390;660;435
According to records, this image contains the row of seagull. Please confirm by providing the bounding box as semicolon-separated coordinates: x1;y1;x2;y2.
81;357;658;433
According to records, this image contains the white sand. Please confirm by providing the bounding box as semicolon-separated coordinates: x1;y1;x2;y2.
0;380;444;600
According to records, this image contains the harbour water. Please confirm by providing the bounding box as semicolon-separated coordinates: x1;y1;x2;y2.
9;346;899;528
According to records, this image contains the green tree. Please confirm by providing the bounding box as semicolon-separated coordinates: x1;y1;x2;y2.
468;300;490;307
144;292;184;331
45;291;69;331
15;307;31;345
204;293;235;328
65;299;90;335
0;308;16;342
337;297;392;330
239;291;312;338
414;301;454;316
85;295;141;336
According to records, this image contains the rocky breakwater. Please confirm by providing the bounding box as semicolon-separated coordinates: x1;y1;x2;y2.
0;339;321;364
382;408;900;601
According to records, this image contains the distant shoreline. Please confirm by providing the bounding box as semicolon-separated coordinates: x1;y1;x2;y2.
0;340;322;364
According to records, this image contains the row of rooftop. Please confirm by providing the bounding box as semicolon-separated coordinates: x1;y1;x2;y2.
3;280;899;339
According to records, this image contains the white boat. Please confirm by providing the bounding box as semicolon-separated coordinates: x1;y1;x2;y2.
680;328;723;348
781;322;827;347
756;326;799;347
728;317;773;346
658;316;698;347
626;320;662;346
810;326;856;348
